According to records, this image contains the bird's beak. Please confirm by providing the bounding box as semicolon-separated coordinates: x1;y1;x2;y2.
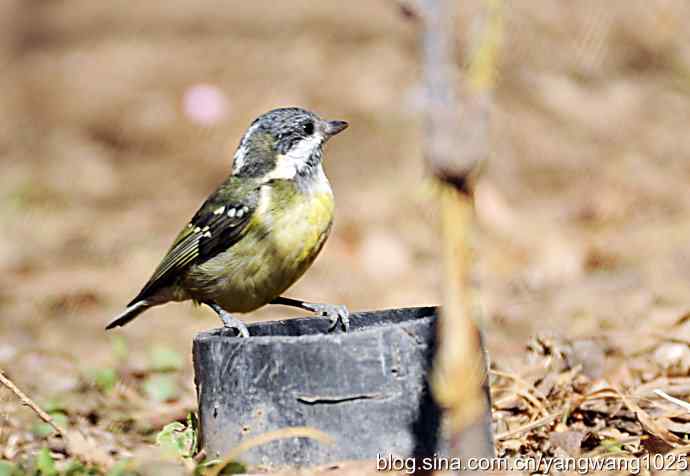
324;120;348;137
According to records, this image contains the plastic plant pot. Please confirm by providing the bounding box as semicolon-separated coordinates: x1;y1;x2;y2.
192;306;492;468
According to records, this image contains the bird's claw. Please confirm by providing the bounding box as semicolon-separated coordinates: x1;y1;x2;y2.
224;321;250;338
207;302;250;337
219;312;250;337
304;303;350;332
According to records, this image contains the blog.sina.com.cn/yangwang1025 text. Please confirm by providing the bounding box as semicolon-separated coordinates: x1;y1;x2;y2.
376;453;689;474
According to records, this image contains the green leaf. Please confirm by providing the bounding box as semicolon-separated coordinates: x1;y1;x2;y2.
149;346;184;372
600;438;624;452
36;448;57;476
0;461;17;476
143;375;179;402
63;460;88;476
41;399;67;414
219;462;247;475
195;460;246;475
156;419;197;459
187;412;199;455
106;460;138;476
91;367;118;393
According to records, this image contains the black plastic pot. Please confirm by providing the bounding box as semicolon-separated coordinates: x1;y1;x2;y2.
192;306;491;468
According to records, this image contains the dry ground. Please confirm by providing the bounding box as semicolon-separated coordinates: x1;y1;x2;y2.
2;0;690;474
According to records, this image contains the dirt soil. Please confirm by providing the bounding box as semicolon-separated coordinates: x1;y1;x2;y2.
2;1;690;474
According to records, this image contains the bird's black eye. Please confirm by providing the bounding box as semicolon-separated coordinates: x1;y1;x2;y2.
302;121;314;136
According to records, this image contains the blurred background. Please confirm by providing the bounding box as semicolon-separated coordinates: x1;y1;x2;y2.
2;0;690;467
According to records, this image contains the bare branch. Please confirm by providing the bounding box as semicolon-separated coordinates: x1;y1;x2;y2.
0;369;66;437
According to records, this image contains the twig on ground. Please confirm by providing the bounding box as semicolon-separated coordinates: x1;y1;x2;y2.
0;369;66;437
0;368;115;468
616;387;683;445
495;408;565;441
491;369;549;418
654;389;690;413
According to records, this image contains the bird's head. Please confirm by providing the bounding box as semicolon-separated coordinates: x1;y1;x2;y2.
231;107;348;181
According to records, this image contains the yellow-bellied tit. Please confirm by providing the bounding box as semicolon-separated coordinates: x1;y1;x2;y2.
106;107;349;337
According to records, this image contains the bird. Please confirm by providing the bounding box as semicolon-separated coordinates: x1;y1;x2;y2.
106;107;350;337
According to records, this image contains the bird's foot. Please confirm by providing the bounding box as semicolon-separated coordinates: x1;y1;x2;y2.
207;302;250;337
220;314;250;338
303;303;350;332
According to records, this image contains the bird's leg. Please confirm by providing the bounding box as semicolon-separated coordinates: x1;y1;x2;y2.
271;296;350;332
205;302;250;337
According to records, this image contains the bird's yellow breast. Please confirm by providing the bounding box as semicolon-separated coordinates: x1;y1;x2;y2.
184;174;334;312
268;186;334;263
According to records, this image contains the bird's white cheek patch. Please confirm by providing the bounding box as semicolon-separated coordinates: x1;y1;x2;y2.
287;134;323;167
267;134;323;180
267;157;298;181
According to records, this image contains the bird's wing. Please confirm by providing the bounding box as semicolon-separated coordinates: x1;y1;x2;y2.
128;179;258;305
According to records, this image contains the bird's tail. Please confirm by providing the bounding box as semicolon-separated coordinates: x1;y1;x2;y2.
106;300;151;330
